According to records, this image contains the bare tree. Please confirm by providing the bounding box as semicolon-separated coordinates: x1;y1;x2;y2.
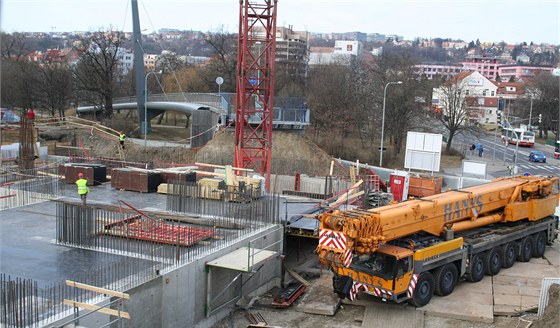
0;32;29;62
34;63;74;117
433;79;472;153
306;60;368;157
370;49;425;158
526;72;559;140
202;27;238;92
72;28;126;118
1;33;39;110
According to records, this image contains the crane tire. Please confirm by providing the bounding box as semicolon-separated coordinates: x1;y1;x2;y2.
466;253;486;282
433;263;458;296
409;272;435;307
485;247;502;276
517;236;533;262
502;242;517;268
532;232;547;258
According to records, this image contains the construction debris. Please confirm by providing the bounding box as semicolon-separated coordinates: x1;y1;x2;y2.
272;282;306;308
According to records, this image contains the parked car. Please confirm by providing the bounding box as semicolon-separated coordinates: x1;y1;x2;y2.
529;150;546;163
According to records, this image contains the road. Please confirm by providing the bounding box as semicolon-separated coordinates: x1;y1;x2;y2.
468;131;559;177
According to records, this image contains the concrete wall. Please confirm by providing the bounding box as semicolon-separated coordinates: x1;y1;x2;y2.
191;110;217;148
123;225;283;328
47;225;282;328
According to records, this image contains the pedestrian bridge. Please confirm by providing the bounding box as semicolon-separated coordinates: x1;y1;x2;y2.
77;93;309;147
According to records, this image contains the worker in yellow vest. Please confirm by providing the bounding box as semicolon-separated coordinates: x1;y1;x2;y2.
119;131;126;150
76;173;89;206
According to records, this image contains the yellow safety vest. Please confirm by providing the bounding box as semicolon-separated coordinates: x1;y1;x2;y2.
119;133;126;141
76;178;89;195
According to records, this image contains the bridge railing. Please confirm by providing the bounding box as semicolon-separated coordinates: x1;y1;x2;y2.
93;93;309;128
113;93;228;111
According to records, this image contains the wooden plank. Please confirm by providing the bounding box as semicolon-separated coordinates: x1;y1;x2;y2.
195;162;253;172
224;165;234;186
327;191;365;208
194;170;225;177
65;280;130;299
157;183;168;194
63;300;130;319
286;268;310;287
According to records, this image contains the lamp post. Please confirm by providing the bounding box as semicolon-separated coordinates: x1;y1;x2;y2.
528;97;533;131
144;71;159;147
379;81;402;167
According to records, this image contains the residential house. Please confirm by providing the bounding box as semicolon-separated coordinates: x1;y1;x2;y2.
432;71;499;125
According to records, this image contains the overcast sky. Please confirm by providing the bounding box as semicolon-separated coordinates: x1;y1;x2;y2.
1;0;559;45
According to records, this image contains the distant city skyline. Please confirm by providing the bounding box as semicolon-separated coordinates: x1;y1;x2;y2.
1;0;559;45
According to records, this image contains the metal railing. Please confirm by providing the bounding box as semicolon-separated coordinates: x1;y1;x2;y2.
0;163;62;209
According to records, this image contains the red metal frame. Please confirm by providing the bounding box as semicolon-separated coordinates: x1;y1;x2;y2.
235;0;278;191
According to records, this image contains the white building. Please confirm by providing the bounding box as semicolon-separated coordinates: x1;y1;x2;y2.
432;71;499;125
116;48;134;74
334;40;362;58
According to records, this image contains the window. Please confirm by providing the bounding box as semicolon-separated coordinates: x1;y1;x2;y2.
483;89;488;96
491;91;495;96
465;90;470;95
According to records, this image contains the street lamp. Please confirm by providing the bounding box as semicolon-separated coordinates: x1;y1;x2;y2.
144;71;160;147
379;81;402;167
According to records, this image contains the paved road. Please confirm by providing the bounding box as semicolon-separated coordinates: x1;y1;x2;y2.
452;130;559;178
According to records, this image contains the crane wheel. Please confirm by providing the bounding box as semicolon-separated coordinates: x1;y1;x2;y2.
433;264;458;296
485;248;502;276
502;242;517;268
409;272;435;307
466;253;486;282
517;236;533;262
532;232;547;258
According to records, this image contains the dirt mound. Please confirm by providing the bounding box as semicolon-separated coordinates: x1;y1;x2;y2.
196;130;348;176
532;283;560;328
76;129;346;176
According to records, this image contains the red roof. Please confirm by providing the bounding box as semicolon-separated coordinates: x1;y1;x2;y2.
492;81;525;95
443;71;473;85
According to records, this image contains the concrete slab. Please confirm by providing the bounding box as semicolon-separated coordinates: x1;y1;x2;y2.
361;302;424;328
421;276;494;323
491;254;559;316
494;293;540;307
497;261;559;279
493;283;541;297
544;247;560;268
296;273;341;315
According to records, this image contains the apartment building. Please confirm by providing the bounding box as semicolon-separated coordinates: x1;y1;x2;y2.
275;26;309;80
416;64;465;80
144;54;159;71
460;55;500;80
498;65;553;82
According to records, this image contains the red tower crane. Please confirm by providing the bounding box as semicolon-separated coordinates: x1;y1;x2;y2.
234;0;278;191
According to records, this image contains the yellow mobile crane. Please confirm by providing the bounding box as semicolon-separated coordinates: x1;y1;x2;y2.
316;175;559;306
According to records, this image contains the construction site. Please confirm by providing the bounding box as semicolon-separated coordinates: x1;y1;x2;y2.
1;100;560;328
2;0;560;326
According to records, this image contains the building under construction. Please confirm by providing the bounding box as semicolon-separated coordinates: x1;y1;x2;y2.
1;139;378;328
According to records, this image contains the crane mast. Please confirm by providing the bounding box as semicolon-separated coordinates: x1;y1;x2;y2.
235;0;278;191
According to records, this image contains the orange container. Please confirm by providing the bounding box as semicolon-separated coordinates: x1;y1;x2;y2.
408;175;443;197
